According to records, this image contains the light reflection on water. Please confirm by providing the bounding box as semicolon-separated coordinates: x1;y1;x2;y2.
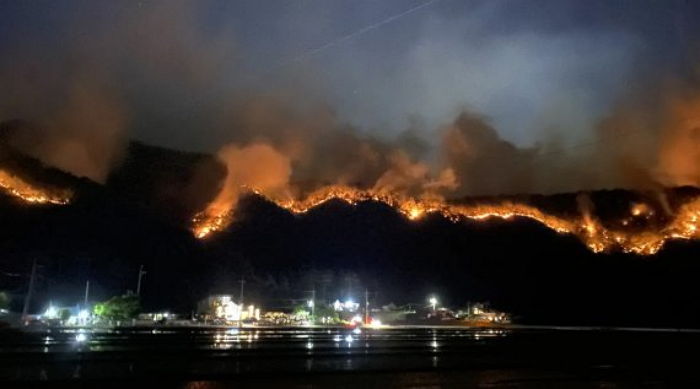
2;326;515;381
6;326;510;354
212;330;259;349
206;327;510;351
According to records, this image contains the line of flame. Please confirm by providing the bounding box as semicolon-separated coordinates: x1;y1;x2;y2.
0;169;72;205
191;185;700;255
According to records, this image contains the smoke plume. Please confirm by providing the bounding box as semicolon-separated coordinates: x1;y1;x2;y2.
1;0;700;201
203;143;292;219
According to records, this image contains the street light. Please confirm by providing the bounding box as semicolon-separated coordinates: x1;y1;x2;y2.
429;296;438;311
307;299;315;322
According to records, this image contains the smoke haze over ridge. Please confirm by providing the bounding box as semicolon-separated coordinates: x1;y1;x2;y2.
1;0;700;197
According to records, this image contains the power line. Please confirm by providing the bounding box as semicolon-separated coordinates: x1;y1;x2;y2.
249;0;441;81
300;0;440;60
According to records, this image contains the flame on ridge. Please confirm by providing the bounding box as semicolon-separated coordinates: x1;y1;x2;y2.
0;169;71;205
191;185;700;256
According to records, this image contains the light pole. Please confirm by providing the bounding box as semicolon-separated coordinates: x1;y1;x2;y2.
307;299;314;321
21;259;38;322
136;265;146;296
364;288;370;324
84;280;90;308
308;288;316;323
238;277;245;328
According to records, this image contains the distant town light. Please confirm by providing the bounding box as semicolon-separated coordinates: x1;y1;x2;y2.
307;300;314;308
75;333;87;342
78;309;89;320
429;297;438;311
333;299;359;312
369;318;383;328
44;306;58;319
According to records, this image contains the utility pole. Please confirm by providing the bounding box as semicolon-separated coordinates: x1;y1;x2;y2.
364;288;369;324
21;259;38;322
136;265;146;296
238;277;245;327
83;280;90;308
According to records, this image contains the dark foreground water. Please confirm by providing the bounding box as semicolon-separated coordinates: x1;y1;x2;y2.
1;325;699;388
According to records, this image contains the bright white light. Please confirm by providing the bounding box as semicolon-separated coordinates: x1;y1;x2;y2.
344;335;353;343
75;333;87;342
44;306;58;319
351;315;362;323
78;310;89;320
369;318;383;327
352;327;362;335
226;328;239;335
307;300;314;308
333;335;342;342
429;297;438;310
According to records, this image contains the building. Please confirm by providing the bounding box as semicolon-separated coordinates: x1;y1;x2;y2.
197;295;260;323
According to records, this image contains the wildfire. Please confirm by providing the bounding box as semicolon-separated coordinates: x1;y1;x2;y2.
192;211;231;239
0;169;71;205
630;202;653;217
191;184;700;255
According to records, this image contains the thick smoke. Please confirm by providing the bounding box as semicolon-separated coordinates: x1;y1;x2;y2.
3;79;127;182
206;97;451;209
440;112;537;196
1;1;700;203
203;143;292;218
655;93;700;186
207;83;700;217
0;0;233;182
0;24;131;182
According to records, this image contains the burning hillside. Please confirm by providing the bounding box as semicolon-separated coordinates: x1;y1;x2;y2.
191;184;700;256
0;169;71;205
185;87;700;256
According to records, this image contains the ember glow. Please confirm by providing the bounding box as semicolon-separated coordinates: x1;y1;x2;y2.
191;185;700;255
192;211;231;239
0;169;71;205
